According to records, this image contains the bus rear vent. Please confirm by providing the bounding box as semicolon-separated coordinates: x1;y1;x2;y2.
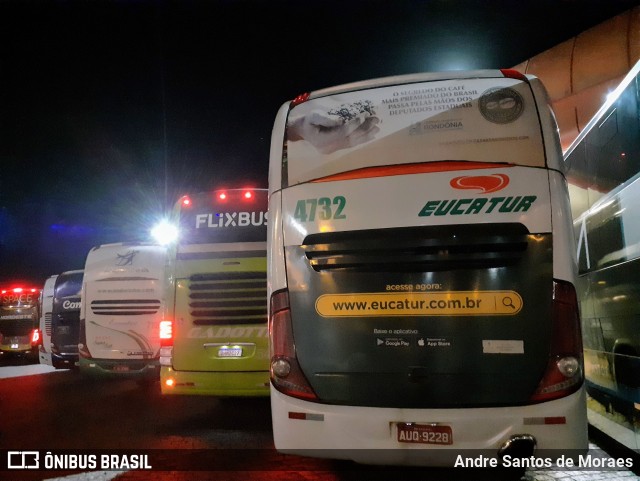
90;300;161;316
189;271;267;326
303;223;530;272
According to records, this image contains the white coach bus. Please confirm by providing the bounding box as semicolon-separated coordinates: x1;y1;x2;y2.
79;242;168;383
267;69;588;466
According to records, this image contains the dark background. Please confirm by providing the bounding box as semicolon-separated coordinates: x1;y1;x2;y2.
1;0;637;285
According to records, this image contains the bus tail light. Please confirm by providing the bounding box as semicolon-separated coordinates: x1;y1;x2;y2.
159;320;173;366
530;280;584;403
160;320;173;344
269;290;318;401
290;92;310;107
30;329;42;347
500;68;528;81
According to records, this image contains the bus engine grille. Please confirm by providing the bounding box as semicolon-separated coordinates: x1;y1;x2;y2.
302;223;531;272
189;271;268;326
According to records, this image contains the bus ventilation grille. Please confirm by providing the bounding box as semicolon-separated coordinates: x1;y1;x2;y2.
188;271;267;326
90;299;161;316
302;223;531;272
45;313;52;335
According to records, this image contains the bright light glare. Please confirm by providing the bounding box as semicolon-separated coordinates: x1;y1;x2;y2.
151;221;179;245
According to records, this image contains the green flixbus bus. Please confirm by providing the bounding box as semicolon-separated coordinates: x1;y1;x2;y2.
160;188;270;397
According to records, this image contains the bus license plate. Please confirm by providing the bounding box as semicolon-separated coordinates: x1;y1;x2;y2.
218;347;243;357
113;365;129;372
397;423;453;445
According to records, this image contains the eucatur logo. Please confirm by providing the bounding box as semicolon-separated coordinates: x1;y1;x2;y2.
418;173;536;217
450;174;510;194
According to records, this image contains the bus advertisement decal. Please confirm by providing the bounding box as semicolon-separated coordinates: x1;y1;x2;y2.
315;291;523;317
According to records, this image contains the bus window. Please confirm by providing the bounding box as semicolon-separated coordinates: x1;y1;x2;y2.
160;188;270;397
268;69;587;466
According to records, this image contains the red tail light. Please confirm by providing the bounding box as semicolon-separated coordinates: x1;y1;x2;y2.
500;68;528;81
290;92;310;107
530;280;584;403
181;196;192;207
159;320;173;347
31;329;42;346
269;290;318;401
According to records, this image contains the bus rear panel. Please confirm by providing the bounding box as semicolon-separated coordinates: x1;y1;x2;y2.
160;188;270;397
0;285;41;361
267;70;587;466
79;243;166;381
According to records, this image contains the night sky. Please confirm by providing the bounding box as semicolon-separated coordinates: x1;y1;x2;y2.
0;0;637;285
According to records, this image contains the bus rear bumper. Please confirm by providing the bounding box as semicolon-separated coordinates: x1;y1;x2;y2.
0;344;38;361
270;386;588;467
160;367;270;397
52;353;79;369
78;358;160;381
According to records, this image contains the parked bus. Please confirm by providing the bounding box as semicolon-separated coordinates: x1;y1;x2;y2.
79;242;167;383
38;274;58;366
159;188;269;397
51;270;83;369
565;60;640;450
267;69;587;466
0;284;41;361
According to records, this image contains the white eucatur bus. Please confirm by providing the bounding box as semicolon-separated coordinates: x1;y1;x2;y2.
79;242;168;383
267;69;587;466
